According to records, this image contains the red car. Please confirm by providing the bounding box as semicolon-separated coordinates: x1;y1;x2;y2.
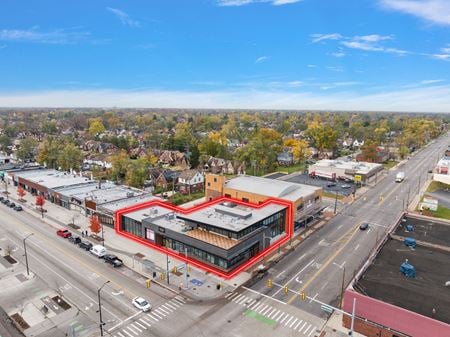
57;229;72;238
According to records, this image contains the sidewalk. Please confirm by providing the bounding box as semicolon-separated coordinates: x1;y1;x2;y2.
4;184;249;300
322;312;365;337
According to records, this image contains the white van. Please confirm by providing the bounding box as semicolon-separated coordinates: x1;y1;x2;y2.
90;245;106;258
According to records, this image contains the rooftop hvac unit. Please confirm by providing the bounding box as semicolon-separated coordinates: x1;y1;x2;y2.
400;260;416;278
405;224;414;232
404;237;416;249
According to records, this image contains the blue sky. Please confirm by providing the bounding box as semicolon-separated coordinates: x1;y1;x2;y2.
0;0;449;112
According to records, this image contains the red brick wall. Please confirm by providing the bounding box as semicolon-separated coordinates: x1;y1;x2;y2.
342;314;404;337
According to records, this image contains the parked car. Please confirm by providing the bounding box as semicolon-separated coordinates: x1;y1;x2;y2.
132;297;151;312
0;196;4;202
14;205;23;211
359;222;369;230
8;202;15;208
326;182;337;187
341;184;352;189
78;241;93;251
3;199;10;206
56;229;72;238
104;254;123;268
68;236;81;244
90;245;106;258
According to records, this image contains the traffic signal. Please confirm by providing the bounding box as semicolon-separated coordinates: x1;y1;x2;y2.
146;279;151;288
284;286;288;294
300;291;306;301
267;279;273;288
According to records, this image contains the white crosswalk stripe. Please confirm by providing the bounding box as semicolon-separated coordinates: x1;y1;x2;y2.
169;300;181;307
308;327;317;337
298;322;307;332
152;311;164;319
257;304;269;313
294;319;303;330
275;312;286;322
266;308;277;317
261;306;273;315
126;326;139;336
165;302;178;310
147;313;159;321
249;301;260;310
236;295;248;305
232;294;244;303
161;304;174;312
280;314;290;324
130;324;142;333
139;318;151;327
122;329;134;337
284;316;294;326
157;306;170;315
245;299;256;307
134;321;146;330
117;332;126;337
175;296;186;303
155;308;167;316
289;317;298;328
303;324;312;335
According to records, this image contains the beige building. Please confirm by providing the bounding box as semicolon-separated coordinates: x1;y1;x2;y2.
205;174;323;226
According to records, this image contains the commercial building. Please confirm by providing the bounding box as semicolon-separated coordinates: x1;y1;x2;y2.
342;214;450;337
204;174;322;226
117;197;291;275
308;159;383;183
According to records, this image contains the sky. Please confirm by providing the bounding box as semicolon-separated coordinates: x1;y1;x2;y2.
0;0;450;112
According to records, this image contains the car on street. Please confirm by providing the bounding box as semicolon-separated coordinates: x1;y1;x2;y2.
359;222;369;230
14;205;23;211
326;182;337;187
78;241;93;251
68;236;81;244
3;199;10;206
341;184;352;189
427;169;433;173
8;202;15;208
0;196;4;202
90;244;107;258
56;229;72;238
132;297;151;312
104;254;123;268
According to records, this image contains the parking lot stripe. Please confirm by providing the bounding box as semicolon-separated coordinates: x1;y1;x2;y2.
294;320;303;330
134;321;146;330
139;318;151;327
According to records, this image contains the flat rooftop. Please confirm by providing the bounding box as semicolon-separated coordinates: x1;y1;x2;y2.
99;194;160;213
177;202;286;232
310;159;382;174
224;175;321;202
355;215;450;324
13;169;93;189
82;185;150;205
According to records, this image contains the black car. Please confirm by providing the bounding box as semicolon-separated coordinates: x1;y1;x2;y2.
0;196;4;202
359;222;369;230
3;199;10;205
326;182;337;187
14;205;23;211
104;254;123;268
78;241;93;251
8;202;16;208
68;236;81;244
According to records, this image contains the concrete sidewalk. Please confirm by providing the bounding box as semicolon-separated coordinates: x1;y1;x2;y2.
3;184;249;300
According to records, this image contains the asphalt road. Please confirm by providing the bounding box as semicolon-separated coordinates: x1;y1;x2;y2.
245;134;449;320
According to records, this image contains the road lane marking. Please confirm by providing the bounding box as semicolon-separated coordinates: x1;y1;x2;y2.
276;270;286;278
354;244;360;251
309;293;318;304
272;260;315;296
288;225;360;304
241;286;287;305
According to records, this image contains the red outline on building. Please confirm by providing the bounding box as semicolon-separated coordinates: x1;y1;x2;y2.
115;197;293;279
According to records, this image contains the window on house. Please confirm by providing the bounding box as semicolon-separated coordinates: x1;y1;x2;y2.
207;182;211;187
242;197;249;202
214;177;217;182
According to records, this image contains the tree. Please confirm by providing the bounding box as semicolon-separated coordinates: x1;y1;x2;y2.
89;215;101;235
283;138;310;163
16;137;38;163
0;134;12;153
125;157;150;188
37;137;60;168
35;195;45;218
306;120;337;157
17;187;26;201
360;143;379;162
110;150;130;183
88;118;106;137
58;143;83;171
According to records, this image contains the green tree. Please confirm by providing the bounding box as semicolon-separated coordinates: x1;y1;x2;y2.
16;137;38;163
88;118;106;137
126;157;150;188
306;120;338;156
37;137;61;168
360;142;379;162
0;134;12;153
58;143;83;171
110;150;130;183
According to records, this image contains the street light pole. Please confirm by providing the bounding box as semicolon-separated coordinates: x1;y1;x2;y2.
23;233;34;276
334;191;338;214
166;254;170;285
98;280;110;337
185;247;188;289
101;222;105;247
350;298;356;336
339;266;346;309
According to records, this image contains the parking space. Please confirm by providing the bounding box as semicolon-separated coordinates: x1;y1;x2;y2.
284;174;356;196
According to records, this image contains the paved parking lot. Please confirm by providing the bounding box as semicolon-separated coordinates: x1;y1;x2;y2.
284;173;356;196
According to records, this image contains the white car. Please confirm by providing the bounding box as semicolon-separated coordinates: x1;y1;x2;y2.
132;297;151;312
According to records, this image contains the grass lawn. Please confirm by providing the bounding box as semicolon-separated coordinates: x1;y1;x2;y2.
171;191;205;205
273;162;306;174
428;205;450;220
426;181;447;193
383;160;399;170
323;191;345;200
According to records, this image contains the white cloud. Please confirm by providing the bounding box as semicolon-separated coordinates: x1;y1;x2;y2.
421;79;444;84
310;33;343;43
0;27;90;44
217;0;301;6
255;56;269;64
432;45;450;60
331;51;346;57
1;86;449;112
307;64;317;68
354;34;392;42
107;7;140;27
379;0;450;26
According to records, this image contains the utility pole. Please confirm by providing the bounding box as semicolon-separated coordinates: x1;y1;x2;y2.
97;280;110;337
166;254;170;285
185;247;189;289
350;298;356;336
334;191;338;214
339;266;346;309
101;222;105;247
23;233;34;276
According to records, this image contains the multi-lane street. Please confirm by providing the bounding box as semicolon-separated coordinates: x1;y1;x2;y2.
0;134;447;337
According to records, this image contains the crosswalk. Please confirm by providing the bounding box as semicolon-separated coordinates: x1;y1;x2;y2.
225;292;319;336
111;295;186;337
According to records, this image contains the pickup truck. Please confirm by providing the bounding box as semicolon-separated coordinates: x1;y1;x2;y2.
103;254;123;268
56;229;72;238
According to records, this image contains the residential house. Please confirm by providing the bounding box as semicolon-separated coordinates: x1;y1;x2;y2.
158;150;189;169
277;152;294;166
353;139;364;148
177;169;204;194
